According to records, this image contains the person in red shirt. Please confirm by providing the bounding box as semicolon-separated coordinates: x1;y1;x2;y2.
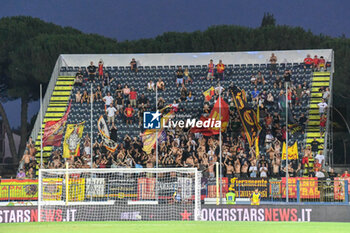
98;59;104;80
216;60;225;81
129;87;137;107
320;114;327;137
207;59;215;80
124;104;134;125
318;56;326;71
341;170;350;178
303;54;313;69
313;55;319;71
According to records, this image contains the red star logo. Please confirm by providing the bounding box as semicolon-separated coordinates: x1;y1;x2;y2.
180;209;192;221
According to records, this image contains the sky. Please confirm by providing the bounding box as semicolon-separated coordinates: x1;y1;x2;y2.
1;0;350;128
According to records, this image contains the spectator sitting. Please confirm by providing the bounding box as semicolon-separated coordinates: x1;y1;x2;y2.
318;56;326;71
186;91;194;102
171;100;179;112
16;169;26;179
137;93;149;109
86;61;97;82
341;170;350;178
103;92;114;108
179;84;188;102
216;60;225;80
250;75;256;85
207;59;215;80
94;86;103;102
176;66;184;87
98;59;104;80
129;87;137;108
81;90;90;104
184;68;193;84
256;71;265;85
75;90;82;103
157;78;165;91
130;58;138;72
147;80;155;91
313;55;319;71
102;72;114;94
266;92;274;106
74;68;83;86
303;54;313;69
106;103;117;126
124;104;134;125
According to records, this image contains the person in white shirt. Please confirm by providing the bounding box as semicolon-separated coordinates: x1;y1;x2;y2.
315;169;325;178
147;80;155;91
106;103;117;126
103;92;114;107
259;164;268;178
215;82;224;95
322;87;330;100
317;99;328;115
315;150;325;166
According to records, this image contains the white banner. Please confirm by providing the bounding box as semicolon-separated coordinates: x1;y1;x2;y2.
86;178;105;197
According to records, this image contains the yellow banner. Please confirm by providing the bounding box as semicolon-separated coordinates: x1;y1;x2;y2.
42;178;63;201
282;142;299;160
63;122;85;158
0;179;38;200
68;178;85;201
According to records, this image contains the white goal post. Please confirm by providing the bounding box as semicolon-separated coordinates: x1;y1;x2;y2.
38;167;201;222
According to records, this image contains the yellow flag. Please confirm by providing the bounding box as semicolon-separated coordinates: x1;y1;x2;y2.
282;142;299;160
255;137;259;159
63;122;85;158
203;86;215;101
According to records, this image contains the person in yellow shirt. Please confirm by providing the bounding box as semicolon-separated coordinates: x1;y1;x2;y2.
250;188;261;205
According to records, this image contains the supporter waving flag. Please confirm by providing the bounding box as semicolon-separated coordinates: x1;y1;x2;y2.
231;87;261;147
97;116;118;152
42;100;72;147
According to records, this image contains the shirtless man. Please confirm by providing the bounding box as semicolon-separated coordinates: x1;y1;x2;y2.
234;159;241;177
21;152;31;171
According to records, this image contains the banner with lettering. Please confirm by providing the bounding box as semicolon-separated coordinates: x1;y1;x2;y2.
0;179;38;201
228;177;268;198
42;178;63;201
281;177;320;199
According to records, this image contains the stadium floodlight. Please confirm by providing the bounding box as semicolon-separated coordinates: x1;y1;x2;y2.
38;167;201;222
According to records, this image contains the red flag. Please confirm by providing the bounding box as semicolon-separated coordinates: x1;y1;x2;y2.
42;100;71;147
191;97;229;136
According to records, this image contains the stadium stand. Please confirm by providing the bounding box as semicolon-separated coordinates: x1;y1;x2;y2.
19;50;334;179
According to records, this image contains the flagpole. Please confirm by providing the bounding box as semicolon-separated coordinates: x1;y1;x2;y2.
40;84;43;168
285;82;289;203
156;85;158;169
90;83;93;168
219;82;223;204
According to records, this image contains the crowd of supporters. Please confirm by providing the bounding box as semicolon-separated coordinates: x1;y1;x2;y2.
18;54;345;180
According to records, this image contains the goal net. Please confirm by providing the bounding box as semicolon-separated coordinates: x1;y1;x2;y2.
38;168;201;222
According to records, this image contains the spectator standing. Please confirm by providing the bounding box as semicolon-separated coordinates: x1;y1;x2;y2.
103;92;114;109
176;66;184;87
129;87;137;107
98;59;104;80
313;55;319;71
315;150;325;167
115;92;124;114
207;59;215;80
269;53;277;73
86;61;97;82
216;60;225;81
130;58;138;72
318;99;328;115
75;90;82;103
311;137;321;155
323;87;330;100
318;56;326;71
106;103;117;126
102;72;114;94
341;170;350;178
124;104;134;125
184;68;192;84
303;54;313;69
320;114;327;136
